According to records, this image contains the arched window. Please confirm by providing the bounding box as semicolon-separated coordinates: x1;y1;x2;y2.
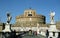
28;14;32;16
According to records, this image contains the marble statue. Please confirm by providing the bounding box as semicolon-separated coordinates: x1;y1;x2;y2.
50;11;55;24
47;11;59;38
2;12;12;32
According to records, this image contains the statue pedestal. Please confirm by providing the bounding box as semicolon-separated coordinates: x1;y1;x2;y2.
47;12;60;38
49;24;57;31
2;23;11;32
48;24;59;38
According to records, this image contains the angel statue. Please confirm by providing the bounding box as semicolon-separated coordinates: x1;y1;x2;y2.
50;11;55;24
7;13;12;23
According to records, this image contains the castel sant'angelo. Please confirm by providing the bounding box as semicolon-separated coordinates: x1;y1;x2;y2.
11;9;47;32
0;8;60;35
14;9;45;27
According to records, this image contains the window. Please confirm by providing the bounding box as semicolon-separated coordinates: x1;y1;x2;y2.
28;14;32;16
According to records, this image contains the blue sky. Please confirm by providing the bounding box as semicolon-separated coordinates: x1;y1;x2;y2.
0;0;60;24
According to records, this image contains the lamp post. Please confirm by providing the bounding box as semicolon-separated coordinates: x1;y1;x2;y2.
37;23;40;34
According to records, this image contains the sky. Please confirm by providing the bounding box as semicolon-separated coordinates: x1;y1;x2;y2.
0;0;60;24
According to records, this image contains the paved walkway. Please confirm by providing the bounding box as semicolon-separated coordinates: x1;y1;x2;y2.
0;32;46;38
23;34;46;38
